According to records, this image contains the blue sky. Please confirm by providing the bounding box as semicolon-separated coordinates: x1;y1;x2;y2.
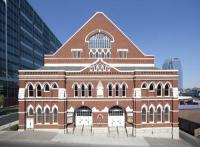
28;0;200;89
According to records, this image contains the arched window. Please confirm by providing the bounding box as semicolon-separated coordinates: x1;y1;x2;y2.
52;83;58;89
81;84;85;97
88;33;111;49
45;108;50;123
74;84;78;97
108;84;112;97
44;84;50;92
89;52;94;58
149;83;155;91
141;107;147;123
157;107;162;122
106;51;111;58
149;107;154;122
37;108;42;124
28;107;33;116
141;83;147;89
36;84;42;97
95;52;98;58
165;83;170;96
157;84;162;96
102;52;105;58
164;107;170;122
115;84;119;97
122;84;126;97
53;108;58;123
88;84;92;97
28;84;34;97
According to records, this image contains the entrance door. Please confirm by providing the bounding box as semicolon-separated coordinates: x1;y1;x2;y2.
26;118;34;129
75;106;92;126
108;106;125;127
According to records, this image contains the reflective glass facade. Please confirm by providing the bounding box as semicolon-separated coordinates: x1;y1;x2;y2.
162;58;183;91
0;0;61;106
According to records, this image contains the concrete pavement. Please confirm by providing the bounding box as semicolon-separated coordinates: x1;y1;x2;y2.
0;130;196;147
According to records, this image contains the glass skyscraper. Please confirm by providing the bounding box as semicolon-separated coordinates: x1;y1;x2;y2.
0;0;61;105
162;58;183;91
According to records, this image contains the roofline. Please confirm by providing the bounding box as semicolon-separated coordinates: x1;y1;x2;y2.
45;12;154;57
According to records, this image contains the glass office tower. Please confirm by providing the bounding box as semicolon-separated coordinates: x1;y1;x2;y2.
162;58;183;91
0;0;61;106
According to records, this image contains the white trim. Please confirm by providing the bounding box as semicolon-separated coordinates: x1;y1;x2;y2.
117;49;128;52
71;48;83;52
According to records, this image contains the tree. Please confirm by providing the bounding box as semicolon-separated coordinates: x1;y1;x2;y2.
0;95;5;108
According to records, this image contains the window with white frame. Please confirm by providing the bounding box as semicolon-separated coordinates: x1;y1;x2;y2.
74;84;78;97
118;51;127;58
81;84;85;97
37;108;42;124
53;108;58;123
88;84;92;97
28;107;33;116
44;84;50;92
108;84;112;97
28;84;34;97
165;83;170;96
142;107;147;123
122;84;126;97
45;108;50;123
149;107;154;123
72;51;81;58
157;107;162;122
115;84;119;97
164;107;170;122
149;83;155;91
88;33;111;49
36;84;42;97
157;84;162;96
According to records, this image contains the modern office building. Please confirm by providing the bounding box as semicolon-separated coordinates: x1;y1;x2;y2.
0;0;61;106
162;58;183;91
18;12;179;139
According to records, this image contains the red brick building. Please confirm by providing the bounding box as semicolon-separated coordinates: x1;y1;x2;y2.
18;12;179;138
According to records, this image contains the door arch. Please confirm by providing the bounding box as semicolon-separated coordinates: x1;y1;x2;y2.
108;106;125;127
75;106;92;126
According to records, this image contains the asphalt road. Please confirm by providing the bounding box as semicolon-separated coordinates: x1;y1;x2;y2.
0;113;18;126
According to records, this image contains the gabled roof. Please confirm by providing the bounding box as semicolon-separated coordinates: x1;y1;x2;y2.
45;12;154;58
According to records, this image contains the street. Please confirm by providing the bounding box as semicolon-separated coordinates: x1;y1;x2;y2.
0;113;18;126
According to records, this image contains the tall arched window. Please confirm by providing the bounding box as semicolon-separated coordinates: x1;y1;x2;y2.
108;84;112;97
74;84;78;97
52;83;58;89
106;51;111;58
164;107;170;122
122;84;126;97
142;107;147;123
115;84;119;97
157;107;162;122
165;83;170;96
28;84;34;97
149;107;154;122
149;83;155;91
37;108;42;124
36;84;42;97
88;84;92;97
44;84;50;92
141;83;147;89
157;84;162;96
88;33;112;49
45;108;50;123
81;84;85;97
28;107;33;116
53;108;58;123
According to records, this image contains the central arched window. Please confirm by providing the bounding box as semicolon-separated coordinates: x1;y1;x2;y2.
165;83;170;96
53;108;58;123
88;33;112;49
164;107;170;122
122;84;126;97
157;107;162;122
149;107;154;123
157;84;162;96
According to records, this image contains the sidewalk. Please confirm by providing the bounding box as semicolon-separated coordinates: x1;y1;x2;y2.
0;130;195;147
